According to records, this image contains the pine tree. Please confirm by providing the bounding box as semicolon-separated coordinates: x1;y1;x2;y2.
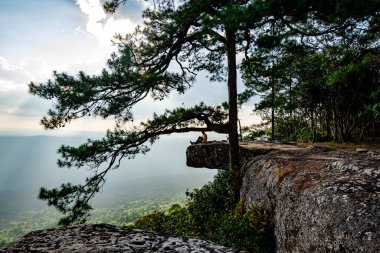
31;0;380;224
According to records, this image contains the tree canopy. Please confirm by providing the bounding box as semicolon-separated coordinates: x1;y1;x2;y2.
31;0;380;224
241;1;380;142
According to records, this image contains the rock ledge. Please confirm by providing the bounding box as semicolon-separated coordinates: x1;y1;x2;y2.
2;224;245;253
186;141;301;169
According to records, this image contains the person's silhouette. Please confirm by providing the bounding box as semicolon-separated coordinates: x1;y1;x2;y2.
190;130;207;144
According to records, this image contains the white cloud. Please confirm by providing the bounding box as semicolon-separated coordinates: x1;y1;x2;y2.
0;57;51;125
76;0;138;48
0;57;53;91
0;89;29;116
20;58;50;82
0;57;34;90
77;0;107;21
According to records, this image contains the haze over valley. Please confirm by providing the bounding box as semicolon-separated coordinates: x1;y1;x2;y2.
0;133;218;247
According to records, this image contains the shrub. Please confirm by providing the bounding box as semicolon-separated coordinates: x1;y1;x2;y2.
134;204;191;236
133;169;275;252
186;168;236;238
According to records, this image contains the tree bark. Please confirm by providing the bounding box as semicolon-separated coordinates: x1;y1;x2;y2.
271;82;275;141
225;27;239;170
271;21;275;141
325;109;332;140
311;109;315;142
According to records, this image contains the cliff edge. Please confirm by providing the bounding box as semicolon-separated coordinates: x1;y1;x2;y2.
186;141;301;169
240;146;380;252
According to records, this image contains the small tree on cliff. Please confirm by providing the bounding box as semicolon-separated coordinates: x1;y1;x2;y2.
31;0;259;225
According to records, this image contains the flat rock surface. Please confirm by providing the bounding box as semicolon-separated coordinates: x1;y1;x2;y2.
186;141;301;169
2;224;244;253
239;141;301;152
240;146;380;253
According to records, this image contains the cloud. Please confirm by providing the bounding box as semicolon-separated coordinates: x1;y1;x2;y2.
76;0;139;47
0;0;144;133
0;56;53;90
0;85;48;118
0;57;34;89
111;0;145;23
0;89;26;114
0;56;52;123
20;58;50;82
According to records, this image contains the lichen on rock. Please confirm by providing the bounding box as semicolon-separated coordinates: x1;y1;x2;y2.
240;146;380;253
186;141;230;169
186;141;301;169
2;224;246;253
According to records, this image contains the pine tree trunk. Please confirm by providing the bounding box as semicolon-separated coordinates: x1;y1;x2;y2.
271;21;275;141
311;109;316;142
326;110;332;140
271;82;275;141
225;28;239;170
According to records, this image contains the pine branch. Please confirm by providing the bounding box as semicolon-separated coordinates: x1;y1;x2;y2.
39;103;228;224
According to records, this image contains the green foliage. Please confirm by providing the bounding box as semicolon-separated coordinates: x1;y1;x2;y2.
133;169;275;252
134;204;191;236
242;14;380;142
186;169;237;238
291;127;327;143
218;205;274;252
0;235;13;250
0;210;61;249
241;123;270;141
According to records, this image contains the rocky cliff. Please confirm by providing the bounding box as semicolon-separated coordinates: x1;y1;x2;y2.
1;224;245;253
240;146;380;253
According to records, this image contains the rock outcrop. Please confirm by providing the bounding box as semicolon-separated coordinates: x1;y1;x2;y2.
186;141;230;168
186;141;301;169
240;146;380;253
1;224;245;253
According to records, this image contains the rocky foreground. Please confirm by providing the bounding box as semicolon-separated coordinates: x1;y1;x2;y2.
1;224;244;253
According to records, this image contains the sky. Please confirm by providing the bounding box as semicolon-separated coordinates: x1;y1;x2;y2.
0;0;260;136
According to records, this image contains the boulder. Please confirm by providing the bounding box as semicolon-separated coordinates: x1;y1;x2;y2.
240;146;380;253
2;224;246;253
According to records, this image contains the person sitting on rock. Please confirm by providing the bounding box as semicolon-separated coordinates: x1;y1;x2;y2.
190;130;207;144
